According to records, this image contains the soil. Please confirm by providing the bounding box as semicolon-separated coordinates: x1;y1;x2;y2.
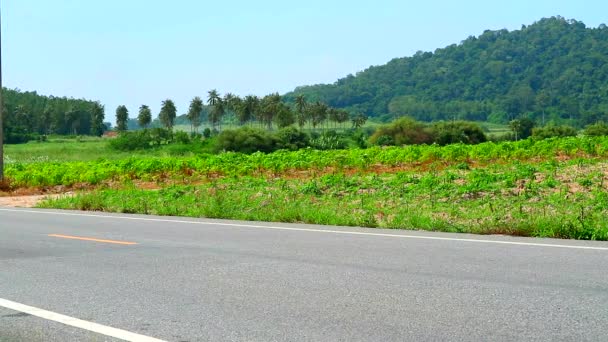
0;194;67;208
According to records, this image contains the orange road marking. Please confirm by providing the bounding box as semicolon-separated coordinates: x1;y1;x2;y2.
48;234;138;246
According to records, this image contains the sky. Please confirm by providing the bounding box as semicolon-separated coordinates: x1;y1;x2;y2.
3;0;608;122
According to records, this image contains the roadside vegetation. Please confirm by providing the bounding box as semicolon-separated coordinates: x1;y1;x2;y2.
3;133;608;241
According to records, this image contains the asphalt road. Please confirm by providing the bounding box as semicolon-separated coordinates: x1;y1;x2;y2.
1;207;607;342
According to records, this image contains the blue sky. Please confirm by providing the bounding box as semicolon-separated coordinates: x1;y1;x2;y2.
3;0;607;121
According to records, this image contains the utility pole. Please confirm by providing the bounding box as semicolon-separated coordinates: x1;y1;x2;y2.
0;1;4;181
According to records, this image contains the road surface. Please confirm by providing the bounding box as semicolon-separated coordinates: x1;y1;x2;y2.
1;207;607;341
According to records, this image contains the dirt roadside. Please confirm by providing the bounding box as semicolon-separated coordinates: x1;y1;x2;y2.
0;194;68;208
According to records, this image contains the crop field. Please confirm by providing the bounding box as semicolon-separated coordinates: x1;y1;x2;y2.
4;136;608;240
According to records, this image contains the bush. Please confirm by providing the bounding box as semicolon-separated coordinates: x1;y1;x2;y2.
350;130;370;149
374;135;395;146
109;128;174;151
174;131;191;144
370;117;434;146
203;128;212;138
584;122;608;136
275;127;310;150
109;131;154;151
532;125;578;140
309;131;350;150
430;121;487;145
214;127;278;154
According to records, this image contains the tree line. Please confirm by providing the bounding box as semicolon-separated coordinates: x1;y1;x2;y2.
115;91;369;133
285;17;608;127
1;89;105;143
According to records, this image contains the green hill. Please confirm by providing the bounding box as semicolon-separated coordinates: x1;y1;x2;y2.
285;17;608;126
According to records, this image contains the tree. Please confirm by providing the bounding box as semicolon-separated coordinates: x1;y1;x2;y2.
274;104;295;128
509;119;522;141
90;102;105;136
223;93;239;112
187;97;204;133
137;105;152;129
66;109;81;135
328;108;338;129
241;95;259;126
116;105;129;132
15;105;33;134
295;95;308;129
39;106;52;135
509;117;535;141
159;99;177;130
351;113;368;129
259;93;283;130
536;90;551;125
281;17;608;126
336;109;350;129
207;90;224;131
309;102;328;130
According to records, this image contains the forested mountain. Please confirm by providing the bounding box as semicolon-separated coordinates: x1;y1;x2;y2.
2;89;105;142
284;17;608;126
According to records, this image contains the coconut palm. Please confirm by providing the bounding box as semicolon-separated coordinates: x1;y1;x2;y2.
207;90;225;131
187;97;204;133
159;99;177;130
137;105;152;129
295;95;308;129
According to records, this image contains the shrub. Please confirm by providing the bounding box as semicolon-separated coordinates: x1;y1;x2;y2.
214;127;278;154
108;128;174;151
532;125;578;140
310;131;350;150
584;122;608;136
174;131;191;144
275;127;310;150
4;131;40;144
109;131;153;151
370;117;434;146
430;121;487;145
203;128;212;138
350;130;370;149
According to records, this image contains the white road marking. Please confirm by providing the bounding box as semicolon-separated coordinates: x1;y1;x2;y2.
0;298;167;342
1;208;608;251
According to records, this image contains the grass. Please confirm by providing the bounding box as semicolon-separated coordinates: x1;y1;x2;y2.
3;139;207;163
5;135;608;240
39;158;608;240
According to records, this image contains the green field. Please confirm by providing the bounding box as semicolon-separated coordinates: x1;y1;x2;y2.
3;138;206;163
4;136;608;240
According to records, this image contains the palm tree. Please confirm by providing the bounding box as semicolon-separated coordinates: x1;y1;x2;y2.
187;97;204;133
137;105;152;129
295;95;308;129
159;99;177;130
336;109;350;129
260;93;282;130
351;113;368;129
223;93;237;111
310;101;328;131
207;90;224;131
328;108;340;130
243;95;260;127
